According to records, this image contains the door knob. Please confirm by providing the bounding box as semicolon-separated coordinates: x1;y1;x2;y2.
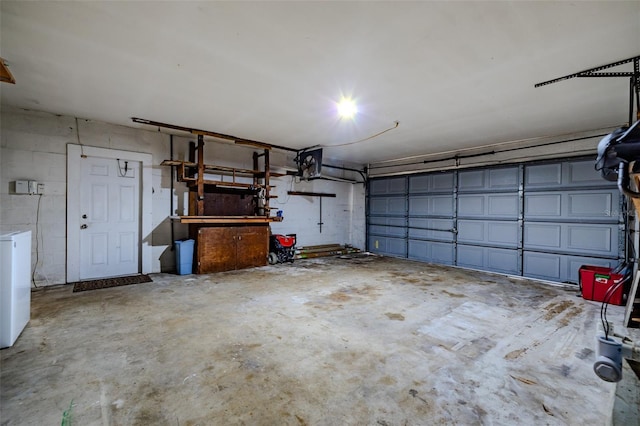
82;214;87;219
80;224;88;229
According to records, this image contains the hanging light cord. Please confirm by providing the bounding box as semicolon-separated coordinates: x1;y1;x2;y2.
319;121;399;148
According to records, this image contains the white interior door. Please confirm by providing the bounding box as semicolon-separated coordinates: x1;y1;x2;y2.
79;156;141;279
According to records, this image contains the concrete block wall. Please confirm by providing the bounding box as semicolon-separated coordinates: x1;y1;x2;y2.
1;107;366;286
1;109;72;286
268;177;366;249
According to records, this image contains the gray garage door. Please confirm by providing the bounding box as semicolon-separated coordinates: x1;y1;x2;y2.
367;158;624;284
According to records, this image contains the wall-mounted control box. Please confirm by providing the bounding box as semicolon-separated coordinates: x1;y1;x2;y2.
14;180;41;195
15;180;29;194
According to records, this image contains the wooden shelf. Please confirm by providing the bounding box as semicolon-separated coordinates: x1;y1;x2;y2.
161;160;261;177
182;178;263;189
175;215;283;224
163;138;277;220
255;171;287;178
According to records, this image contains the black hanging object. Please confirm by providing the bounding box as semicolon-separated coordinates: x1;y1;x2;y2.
595;120;640;198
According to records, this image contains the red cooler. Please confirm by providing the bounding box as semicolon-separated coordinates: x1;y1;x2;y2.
579;265;625;306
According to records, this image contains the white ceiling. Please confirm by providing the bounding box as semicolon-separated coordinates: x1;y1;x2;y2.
1;1;639;164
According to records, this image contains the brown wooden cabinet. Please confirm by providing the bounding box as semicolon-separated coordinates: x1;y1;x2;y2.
194;225;269;274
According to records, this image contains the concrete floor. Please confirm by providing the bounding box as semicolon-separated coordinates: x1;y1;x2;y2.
0;256;627;425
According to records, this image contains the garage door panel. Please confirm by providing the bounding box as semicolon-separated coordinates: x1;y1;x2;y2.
408;196;428;215
409;195;453;216
368;217;406;238
409;172;454;193
525;190;619;221
523;252;561;281
487;249;519;274
457;220;518;248
409;175;430;193
488;167;519;190
524;223;561;249
430;195;454;216
457;245;519;274
567;161;609;186
370;177;406;195
408;240;454;264
459;194;519;219
369;216;406;227
457;245;483;268
524;222;618;257
567;225;613;253
459;170;485;190
459;167;518;192
432;173;455;191
369;236;406;257
458;195;484;216
408;218;454;241
567;191;618;219
432;243;455;264
370;197;406;215
525;194;562;217
369;198;387;215
526;164;562;187
488;195;519;217
487;222;520;247
458;221;484;243
526;160;612;189
524;252;617;283
369;225;404;237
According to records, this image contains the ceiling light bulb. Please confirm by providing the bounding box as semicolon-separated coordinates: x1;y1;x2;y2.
337;98;357;119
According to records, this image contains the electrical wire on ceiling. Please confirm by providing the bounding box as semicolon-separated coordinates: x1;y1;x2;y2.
317;120;399;148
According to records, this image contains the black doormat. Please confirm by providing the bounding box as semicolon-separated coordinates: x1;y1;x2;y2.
72;274;152;292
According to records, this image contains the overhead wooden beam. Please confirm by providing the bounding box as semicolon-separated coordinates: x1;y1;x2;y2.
287;191;336;197
131;117;298;152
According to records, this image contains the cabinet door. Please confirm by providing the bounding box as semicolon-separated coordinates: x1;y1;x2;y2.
236;226;268;269
197;227;236;273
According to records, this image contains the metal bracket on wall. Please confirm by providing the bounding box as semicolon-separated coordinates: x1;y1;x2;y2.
535;55;640;125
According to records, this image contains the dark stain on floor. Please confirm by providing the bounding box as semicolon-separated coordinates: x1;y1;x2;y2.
543;300;574;320
385;312;405;321
442;289;465;298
